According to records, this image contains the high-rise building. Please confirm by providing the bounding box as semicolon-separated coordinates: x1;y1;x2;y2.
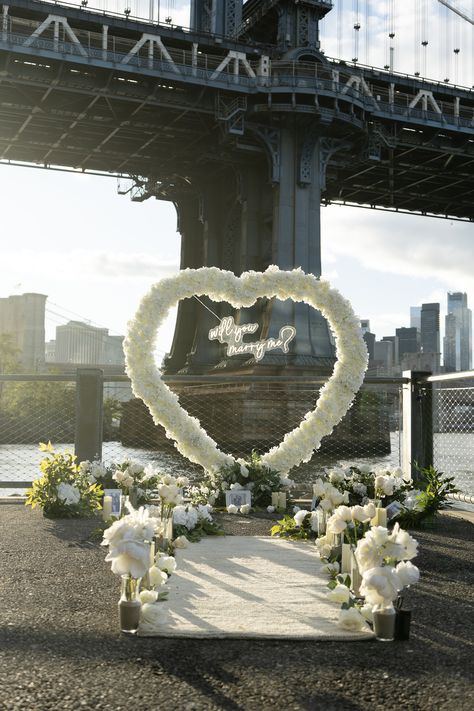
410;306;421;332
382;335;399;366
363;331;375;361
421;303;440;355
396;327;419;359
444;292;472;371
54;321;124;365
0;292;46;370
360;319;371;335
374;340;393;375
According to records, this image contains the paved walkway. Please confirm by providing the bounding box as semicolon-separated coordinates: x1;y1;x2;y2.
0;506;472;711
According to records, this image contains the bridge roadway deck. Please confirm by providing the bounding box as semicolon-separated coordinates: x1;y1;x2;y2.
0;0;473;220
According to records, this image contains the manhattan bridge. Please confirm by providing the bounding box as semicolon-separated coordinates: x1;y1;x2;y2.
0;0;473;376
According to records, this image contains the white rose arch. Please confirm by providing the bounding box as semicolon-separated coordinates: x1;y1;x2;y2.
124;266;368;475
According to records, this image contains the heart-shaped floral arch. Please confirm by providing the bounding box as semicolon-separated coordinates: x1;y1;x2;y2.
124;266;368;475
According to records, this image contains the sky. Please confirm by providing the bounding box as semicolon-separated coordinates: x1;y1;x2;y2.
1;1;473;359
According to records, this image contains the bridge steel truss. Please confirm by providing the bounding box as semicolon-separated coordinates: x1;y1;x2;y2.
0;0;473;375
0;0;472;222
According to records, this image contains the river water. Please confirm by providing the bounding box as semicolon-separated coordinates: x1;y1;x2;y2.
1;432;472;496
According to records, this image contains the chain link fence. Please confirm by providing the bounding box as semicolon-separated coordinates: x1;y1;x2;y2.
429;374;474;495
0;372;402;494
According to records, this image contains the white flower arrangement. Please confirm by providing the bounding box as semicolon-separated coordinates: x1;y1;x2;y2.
102;504;159;579
124;266;368;475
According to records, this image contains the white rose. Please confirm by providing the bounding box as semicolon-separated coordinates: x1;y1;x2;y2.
312;479;326;497
113;470;126;484
327;583;351;604
322;561;340;575
140;602;165;627
334;505;352;521
355;538;383;573
363;502;376;520
329;469;344;485
351;505;370;523
173;535;188;549
319;498;333;513
57;482;80;506
240;504;251;515
267;505;276;513
139;589;158;604
396;561;420;587
294;510;310;527
176;476;189;487
337;607;370;632
359;602;374;623
230;483;243;490
148;566;168;588
360;566;401;607
227;504;238;514
326;515;347;535
104;539;151;579
156;555;177;575
391;524;418;560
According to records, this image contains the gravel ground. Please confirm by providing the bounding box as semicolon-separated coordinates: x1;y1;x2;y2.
0;505;473;711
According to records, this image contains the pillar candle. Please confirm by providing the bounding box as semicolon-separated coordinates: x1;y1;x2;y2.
317;508;326;536
350;550;362;596
102;496;112;521
271;492;280;508
278;492;287;510
377;508;388;527
341;543;352;574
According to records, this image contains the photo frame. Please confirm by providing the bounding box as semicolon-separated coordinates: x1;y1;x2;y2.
104;488;122;518
225;490;252;509
386;500;403;521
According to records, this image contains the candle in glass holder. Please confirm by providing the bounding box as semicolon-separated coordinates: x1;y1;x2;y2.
341;543;352;574
377;508;387;527
102;496;112;521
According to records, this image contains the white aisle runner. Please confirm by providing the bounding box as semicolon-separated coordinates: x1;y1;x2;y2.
140;536;374;640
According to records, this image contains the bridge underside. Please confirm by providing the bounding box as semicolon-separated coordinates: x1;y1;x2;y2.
1;51;473;221
0;1;473;375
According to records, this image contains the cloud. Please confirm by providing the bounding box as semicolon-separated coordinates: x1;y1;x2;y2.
0;250;179;284
323;210;474;293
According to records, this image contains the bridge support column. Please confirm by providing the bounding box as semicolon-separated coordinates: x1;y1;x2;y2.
163;123;336;374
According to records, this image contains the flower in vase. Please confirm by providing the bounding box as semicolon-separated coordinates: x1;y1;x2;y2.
390;523;418;560
326;515;347;535
363;502;376;520
396;560;420;587
327;583;351;605
240;504;251;515
139;589;158;604
337;607;371;632
104;538;151;579
351;505;370;523
312;479;326;498
57;482;80;506
359;566;401;607
354;538;383;573
315;535;332;560
227;504;238;514
156;555;177;575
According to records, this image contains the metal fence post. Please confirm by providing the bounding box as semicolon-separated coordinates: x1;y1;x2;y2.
402;370;433;482
75;368;103;463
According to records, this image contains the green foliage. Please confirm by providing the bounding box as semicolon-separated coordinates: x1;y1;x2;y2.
0;333;21;374
199;450;283;508
398;464;459;528
25;442;103;518
270;514;314;540
0;381;76;443
103;398;122;441
173;518;225;543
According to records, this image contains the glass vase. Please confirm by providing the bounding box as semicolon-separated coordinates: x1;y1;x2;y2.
118;575;141;635
156;507;174;554
373;603;396;641
349;545;362;596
